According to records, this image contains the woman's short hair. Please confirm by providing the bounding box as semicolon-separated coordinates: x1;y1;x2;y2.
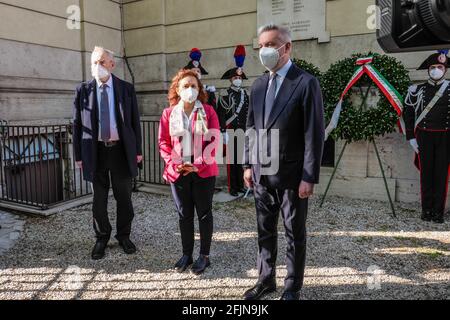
168;69;208;106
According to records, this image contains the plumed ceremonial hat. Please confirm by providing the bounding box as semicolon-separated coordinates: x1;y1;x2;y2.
184;48;209;75
221;45;248;80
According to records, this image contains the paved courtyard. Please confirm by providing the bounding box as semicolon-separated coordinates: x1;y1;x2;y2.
0;192;449;300
0;211;25;255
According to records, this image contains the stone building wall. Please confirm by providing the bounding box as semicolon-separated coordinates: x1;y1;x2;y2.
0;0;448;204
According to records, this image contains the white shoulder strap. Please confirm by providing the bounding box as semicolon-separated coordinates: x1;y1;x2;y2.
415;80;449;128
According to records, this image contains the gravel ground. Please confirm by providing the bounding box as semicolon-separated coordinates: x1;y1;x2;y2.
0;192;448;300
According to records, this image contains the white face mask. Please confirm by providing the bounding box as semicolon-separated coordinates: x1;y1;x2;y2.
429;67;445;81
259;43;287;71
232;79;243;87
91;63;110;81
179;87;199;104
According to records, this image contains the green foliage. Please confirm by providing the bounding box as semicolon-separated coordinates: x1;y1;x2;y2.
292;58;322;80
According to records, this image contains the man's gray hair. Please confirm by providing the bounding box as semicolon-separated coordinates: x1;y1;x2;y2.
91;46;115;62
257;24;292;43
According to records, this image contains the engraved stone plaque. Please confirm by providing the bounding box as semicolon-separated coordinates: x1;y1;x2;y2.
257;0;330;43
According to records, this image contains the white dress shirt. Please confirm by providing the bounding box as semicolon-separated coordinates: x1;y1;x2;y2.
181;103;202;163
96;76;120;142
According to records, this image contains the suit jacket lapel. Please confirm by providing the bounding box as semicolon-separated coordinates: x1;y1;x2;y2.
88;79;98;136
265;65;303;129
254;73;270;130
112;74;125;123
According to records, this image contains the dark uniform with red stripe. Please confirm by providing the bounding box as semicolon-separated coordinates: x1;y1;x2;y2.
218;45;250;196
218;87;249;194
404;76;450;223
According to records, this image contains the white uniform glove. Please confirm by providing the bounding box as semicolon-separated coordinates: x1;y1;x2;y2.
409;138;419;153
206;85;216;93
222;132;229;145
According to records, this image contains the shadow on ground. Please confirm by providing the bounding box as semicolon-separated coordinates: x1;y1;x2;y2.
0;193;448;300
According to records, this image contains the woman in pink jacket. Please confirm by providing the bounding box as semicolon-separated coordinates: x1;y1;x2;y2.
159;69;220;275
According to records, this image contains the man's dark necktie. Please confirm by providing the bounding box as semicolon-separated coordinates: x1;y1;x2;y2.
264;73;278;126
100;84;110;142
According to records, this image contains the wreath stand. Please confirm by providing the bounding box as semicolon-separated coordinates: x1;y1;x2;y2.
319;78;397;218
319;140;397;217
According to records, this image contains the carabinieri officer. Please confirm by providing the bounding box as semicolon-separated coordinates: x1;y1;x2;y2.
217;45;250;196
404;51;450;224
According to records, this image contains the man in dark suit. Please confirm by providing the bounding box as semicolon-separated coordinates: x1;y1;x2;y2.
73;46;143;260
243;25;325;300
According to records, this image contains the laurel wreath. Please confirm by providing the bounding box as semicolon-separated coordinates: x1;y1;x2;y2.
294;54;410;142
321;53;410;142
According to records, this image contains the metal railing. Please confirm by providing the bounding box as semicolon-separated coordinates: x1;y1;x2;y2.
0;116;335;210
137;119;167;186
0;118;169;210
0;123;91;210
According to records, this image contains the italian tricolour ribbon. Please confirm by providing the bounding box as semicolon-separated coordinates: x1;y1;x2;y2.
325;56;405;140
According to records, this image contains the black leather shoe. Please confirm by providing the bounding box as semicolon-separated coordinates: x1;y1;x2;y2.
191;255;210;275
230;190;239;197
174;255;193;273
431;212;444;224
243;280;276;300
118;238;137;254
421;210;432;221
280;290;301;300
91;241;107;260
